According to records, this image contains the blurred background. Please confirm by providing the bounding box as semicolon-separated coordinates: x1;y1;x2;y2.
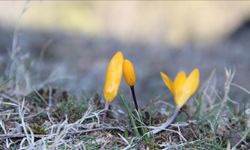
0;1;250;104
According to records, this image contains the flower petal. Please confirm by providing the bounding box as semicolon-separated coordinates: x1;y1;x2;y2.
104;51;124;103
174;71;187;95
185;68;200;96
123;59;136;87
160;72;174;94
175;68;200;108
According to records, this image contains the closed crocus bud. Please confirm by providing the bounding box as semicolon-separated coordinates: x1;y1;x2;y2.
123;59;136;87
104;51;124;103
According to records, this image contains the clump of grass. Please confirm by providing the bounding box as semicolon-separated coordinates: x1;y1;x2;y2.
120;94;141;136
56;93;88;122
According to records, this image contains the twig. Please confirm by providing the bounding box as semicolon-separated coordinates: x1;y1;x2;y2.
33;89;48;106
232;129;250;149
160;139;200;150
68;126;125;134
0;134;47;139
215;68;235;121
0;127;125;140
231;83;250;95
1;94;19;104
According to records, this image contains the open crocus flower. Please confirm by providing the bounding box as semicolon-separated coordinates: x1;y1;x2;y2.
103;51;124;120
152;68;200;134
123;59;139;110
160;68;200;108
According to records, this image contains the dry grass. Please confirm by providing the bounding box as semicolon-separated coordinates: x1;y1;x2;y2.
0;66;250;149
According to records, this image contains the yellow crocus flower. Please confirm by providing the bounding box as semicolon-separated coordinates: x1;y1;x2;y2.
123;59;136;87
160;68;200;108
104;51;124;103
123;59;139;110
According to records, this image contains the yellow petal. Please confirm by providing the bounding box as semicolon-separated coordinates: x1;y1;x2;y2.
175;68;200;108
174;71;187;96
185;68;200;96
160;71;174;94
104;51;124;103
123;59;136;87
